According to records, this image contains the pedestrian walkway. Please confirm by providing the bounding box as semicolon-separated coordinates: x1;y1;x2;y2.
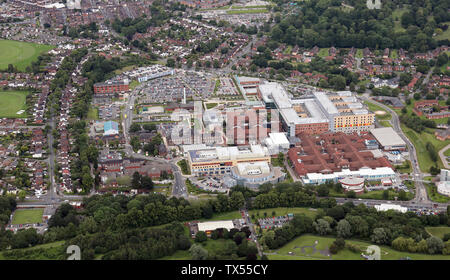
438;143;450;169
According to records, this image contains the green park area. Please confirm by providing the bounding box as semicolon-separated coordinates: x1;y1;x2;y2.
11;208;44;225
0;90;29;118
426;227;450;240
267;234;450;260
0;39;54;71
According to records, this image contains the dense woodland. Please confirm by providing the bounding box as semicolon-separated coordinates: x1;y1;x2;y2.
1;181;449;259
268;0;449;51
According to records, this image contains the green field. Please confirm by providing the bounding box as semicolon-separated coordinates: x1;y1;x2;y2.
0;241;65;260
364;101;392;120
266;234;450;260
444;148;450;157
199;211;242;222
11;208;44;225
355;49;363;59
0;91;29;118
435;22;450;41
390;49;398;59
249;207;318;220
87;107;99;120
401;124;449;172
379;120;392;127
425;183;450;203
0;39;54;71
426;227;450;239
317;48;329;57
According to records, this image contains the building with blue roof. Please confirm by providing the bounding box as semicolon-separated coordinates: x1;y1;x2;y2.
103;121;119;136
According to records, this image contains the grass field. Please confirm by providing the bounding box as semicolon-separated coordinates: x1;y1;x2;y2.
317;48;329;57
226;8;268;14
0;241;65;260
87;107;98;120
11;208;44;225
390;49;398;59
266;234;450;260
401;124;449;172
0;91;29;118
355;49;363;59
379;120;392;127
0;39;54;71
435;22;450;41
426;227;450;239
364;101;392;120
444;148;450;157
199;211;242;222
249;207;318;220
395;160;413;174
425;183;450;203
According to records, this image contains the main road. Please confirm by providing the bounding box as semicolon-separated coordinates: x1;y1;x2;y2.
362;96;429;203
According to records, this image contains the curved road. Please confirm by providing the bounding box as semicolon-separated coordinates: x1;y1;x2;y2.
362;96;429;203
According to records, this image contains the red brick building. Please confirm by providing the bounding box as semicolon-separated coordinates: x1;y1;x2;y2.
288;132;392;177
94;80;129;94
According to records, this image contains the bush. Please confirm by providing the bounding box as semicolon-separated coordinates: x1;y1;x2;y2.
346;243;360;253
329;243;339;254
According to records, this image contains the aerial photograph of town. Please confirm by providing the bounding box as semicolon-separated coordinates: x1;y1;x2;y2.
0;0;449;267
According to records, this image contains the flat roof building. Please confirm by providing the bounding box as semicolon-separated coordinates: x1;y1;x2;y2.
375;204;408;213
197;220;235;232
187;144;271;176
258;82;375;137
370;127;406;151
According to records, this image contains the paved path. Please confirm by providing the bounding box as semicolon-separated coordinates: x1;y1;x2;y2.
439;143;450;169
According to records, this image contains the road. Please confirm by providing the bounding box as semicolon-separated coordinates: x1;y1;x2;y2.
242;207;263;258
362;96;429;203
438;143;450;169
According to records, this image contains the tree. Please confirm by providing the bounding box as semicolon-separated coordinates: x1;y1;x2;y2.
317;185;329;197
166;58;175;67
79;216;98;234
426;236;444;254
314;219;331;236
443;240;450;255
131;172;141;189
371;228;390;245
195;231;207;243
382;190;389;200
230;191;245;210
336;219;352;238
189;243;208;260
129;123;141;133
141;176;154;190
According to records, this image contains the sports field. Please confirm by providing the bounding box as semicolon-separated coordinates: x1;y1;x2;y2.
0;39;54;71
426;227;450;239
0;90;29;118
11;209;44;225
267;234;450;260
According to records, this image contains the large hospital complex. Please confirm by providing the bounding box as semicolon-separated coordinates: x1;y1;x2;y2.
258;82;375;137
